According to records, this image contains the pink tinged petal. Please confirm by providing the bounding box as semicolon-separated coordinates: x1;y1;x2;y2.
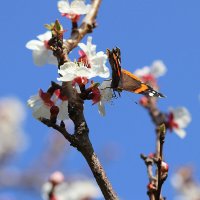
173;128;187;139
98;101;105;116
78;50;90;67
58;0;70;14
39;89;54;107
26;40;44;51
150;60;167;78
37;31;52;41
65;14;80;22
170;107;192;129
78;36;96;57
78;43;89;55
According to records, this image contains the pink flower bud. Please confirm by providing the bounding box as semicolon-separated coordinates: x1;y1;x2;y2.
161;161;169;173
49;171;64;185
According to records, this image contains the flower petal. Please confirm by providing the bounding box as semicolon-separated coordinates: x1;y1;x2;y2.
58;0;71;14
58;62;94;81
170;107;192;129
32;50;49;66
26;40;44;51
71;0;90;14
173;128;186;139
150;60;167;78
98;101;105;116
37;31;52;41
32;105;51;119
47;54;58;66
134;66;151;77
99;80;113;102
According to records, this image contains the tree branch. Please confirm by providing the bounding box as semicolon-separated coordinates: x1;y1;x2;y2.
41;0;119;199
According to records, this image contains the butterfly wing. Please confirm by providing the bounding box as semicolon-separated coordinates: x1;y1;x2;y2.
107;47;122;90
121;69;165;98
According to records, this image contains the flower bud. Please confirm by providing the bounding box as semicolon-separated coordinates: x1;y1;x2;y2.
161;161;169;173
49;171;64;185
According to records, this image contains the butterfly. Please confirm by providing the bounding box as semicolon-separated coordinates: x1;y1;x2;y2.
107;47;165;98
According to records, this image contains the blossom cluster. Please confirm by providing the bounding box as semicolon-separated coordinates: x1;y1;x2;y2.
26;0;191;137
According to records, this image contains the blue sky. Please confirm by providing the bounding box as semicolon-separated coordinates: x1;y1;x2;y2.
0;0;200;199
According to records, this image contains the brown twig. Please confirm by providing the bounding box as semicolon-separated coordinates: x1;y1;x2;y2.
155;125;167;200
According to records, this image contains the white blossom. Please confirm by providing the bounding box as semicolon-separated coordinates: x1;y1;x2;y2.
150;60;167;78
169;107;191;138
26;31;57;66
58;0;91;15
134;60;167;78
58;60;110;82
27;90;69;121
0;98;27;160
78;36;110;78
58;62;93;82
42;179;102;200
98;80;113;116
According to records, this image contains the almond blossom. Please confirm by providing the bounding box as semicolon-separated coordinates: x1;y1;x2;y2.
27;89;69;121
167;107;191;138
78;36;110;78
58;0;91;22
58;61;110;82
57;37;110;83
134;60;167;78
134;60;167;87
26;31;57;66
